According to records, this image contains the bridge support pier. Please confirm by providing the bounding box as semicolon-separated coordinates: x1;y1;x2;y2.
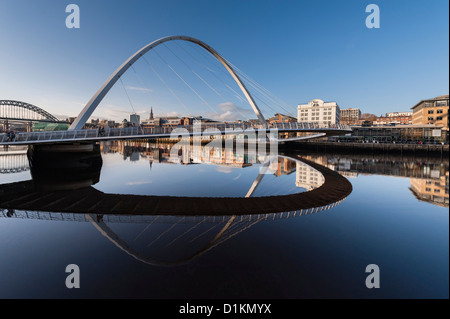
27;142;102;191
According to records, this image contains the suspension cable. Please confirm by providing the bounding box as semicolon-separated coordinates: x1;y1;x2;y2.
153;49;218;116
130;65;163;118
188;42;282;118
165;43;250;120
142;55;193;117
165;43;223;99
226;59;295;116
180;41;248;105
119;76;136;114
192;41;294;117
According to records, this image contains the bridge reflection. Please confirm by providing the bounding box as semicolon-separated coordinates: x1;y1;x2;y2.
0;154;350;215
0;141;352;266
4;141;447;266
1;141;447;207
0;151;29;174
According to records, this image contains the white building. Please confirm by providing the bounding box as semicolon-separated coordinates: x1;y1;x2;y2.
297;99;341;125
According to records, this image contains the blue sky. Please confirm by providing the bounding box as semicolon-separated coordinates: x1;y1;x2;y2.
0;0;448;122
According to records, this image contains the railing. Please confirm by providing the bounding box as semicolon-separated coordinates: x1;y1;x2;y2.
0;122;351;144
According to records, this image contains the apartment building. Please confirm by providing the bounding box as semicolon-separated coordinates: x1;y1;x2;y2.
297;99;340;125
411;95;449;131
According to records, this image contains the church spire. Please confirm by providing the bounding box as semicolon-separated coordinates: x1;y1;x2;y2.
149;107;154;120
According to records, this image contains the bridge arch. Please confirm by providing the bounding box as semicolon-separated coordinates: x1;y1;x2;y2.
81;156;352;267
69;35;267;130
0;100;59;122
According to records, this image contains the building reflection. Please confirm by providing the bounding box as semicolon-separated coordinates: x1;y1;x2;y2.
296;161;325;191
410;171;449;207
99;140;299;177
300;152;449;207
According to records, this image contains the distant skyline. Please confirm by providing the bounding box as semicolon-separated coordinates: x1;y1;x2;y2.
0;0;448;122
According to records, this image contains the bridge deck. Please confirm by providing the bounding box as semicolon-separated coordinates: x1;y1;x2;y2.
0;122;351;146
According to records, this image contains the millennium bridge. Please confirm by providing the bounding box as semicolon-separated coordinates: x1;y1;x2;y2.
0;35;351;146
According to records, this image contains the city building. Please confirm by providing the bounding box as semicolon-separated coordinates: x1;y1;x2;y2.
342;124;446;143
142;116;182;127
340;108;361;125
141;108;180;127
386;111;413;118
267;113;297;124
411;95;449;131
141;116;191;128
65;117;77;124
85;118;117;129
121;119;129;127
373;112;412;126
149;107;154;120
130;113;141;126
297;99;340;125
141;108;220;129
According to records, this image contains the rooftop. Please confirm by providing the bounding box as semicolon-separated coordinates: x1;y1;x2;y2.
411;95;449;110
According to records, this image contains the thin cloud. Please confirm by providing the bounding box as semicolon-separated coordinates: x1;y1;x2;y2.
125;86;152;93
207;102;252;121
126;180;153;186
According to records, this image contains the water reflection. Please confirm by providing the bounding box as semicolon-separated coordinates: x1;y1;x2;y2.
97;141;449;207
1;141;447;268
0;141;353;267
0;143;447;297
298;152;449;207
96;140;329;198
0;141;350;215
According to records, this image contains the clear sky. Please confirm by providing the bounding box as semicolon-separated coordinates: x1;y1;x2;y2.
0;0;448;122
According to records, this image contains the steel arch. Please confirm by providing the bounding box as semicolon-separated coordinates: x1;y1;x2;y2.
69;35;267;130
0;100;59;122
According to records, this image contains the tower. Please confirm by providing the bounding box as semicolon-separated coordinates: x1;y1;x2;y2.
149;107;154;120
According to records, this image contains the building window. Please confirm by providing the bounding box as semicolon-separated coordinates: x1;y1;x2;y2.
436;101;448;107
428;117;434;121
437;116;443;121
434;189;441;193
428;110;434;114
437;109;443;114
426;188;431;192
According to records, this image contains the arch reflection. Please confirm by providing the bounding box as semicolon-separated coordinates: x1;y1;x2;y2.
0;141;352;266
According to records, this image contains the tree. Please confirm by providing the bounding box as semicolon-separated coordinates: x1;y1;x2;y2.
360;113;378;123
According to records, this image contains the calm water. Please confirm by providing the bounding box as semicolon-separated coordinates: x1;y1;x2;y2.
0;141;448;299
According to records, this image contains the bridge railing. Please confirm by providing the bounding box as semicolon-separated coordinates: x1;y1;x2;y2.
0;122;351;144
